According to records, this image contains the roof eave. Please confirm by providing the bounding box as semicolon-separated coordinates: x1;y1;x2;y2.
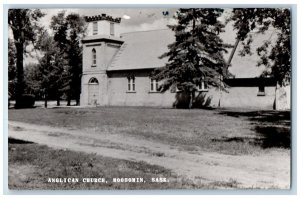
82;38;124;44
107;67;157;72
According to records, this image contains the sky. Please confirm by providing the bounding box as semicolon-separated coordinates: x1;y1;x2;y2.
40;8;179;34
16;8;179;64
10;8;277;78
20;8;232;64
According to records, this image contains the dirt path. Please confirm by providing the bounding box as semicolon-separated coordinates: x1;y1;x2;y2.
8;121;290;189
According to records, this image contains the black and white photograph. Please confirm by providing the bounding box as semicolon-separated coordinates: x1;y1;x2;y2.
6;7;292;190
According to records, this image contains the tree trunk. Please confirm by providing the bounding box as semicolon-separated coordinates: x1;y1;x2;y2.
14;42;25;108
227;38;240;66
44;95;48;108
67;93;71;106
56;97;60;106
75;87;80;106
76;97;80;106
188;92;193;109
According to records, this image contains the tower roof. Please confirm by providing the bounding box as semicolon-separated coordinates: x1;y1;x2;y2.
84;14;121;23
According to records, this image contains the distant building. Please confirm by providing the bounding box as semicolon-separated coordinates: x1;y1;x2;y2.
80;14;290;110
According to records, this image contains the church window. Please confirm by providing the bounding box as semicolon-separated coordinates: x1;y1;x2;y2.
93;22;98;35
92;48;96;66
110;23;115;36
89;77;99;84
127;76;135;92
198;80;208;91
257;85;265;96
150;78;159;92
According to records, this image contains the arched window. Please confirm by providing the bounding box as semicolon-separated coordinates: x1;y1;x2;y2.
92;48;96;66
89;77;99;84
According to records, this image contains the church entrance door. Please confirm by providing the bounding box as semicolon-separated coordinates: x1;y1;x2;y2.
88;77;99;106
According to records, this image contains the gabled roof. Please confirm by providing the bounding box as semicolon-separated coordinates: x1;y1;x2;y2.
107;29;174;71
107;27;277;78
225;29;277;78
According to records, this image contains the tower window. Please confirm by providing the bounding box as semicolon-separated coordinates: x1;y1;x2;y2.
110;23;114;36
127;76;135;92
93;22;98;35
92;48;96;66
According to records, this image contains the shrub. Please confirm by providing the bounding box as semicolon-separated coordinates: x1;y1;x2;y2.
14;94;35;109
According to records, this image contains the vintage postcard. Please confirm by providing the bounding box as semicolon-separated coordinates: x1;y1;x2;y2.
7;7;292;190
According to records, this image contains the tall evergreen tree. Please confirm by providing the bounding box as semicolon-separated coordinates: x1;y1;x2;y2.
50;11;86;106
153;8;231;108
8;9;45;108
230;8;291;86
65;14;85;106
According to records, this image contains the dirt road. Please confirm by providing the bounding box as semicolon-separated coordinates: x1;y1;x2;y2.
8;121;290;189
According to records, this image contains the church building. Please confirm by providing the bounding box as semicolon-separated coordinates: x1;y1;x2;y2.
80;14;290;110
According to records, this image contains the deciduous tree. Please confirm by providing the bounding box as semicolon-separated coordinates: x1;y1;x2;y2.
35;31;67;107
8;39;16;100
8;9;45;108
230;8;291;86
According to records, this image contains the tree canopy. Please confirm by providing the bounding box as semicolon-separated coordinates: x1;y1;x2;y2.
230;8;291;86
36;31;68;107
8;39;16;99
8;9;45;107
50;11;86;105
10;10;86;107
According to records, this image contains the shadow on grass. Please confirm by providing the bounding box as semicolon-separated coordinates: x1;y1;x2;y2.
216;110;291;149
219;110;290;124
8;138;34;144
8;106;37;110
254;126;290;148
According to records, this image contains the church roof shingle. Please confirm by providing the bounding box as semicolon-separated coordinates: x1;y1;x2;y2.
108;29;174;71
107;27;277;78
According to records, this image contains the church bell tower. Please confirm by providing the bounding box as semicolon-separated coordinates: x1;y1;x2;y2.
80;14;123;106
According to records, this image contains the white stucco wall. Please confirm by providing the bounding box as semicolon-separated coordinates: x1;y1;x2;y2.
83;42;105;71
286;85;291;109
103;71;276;109
107;71;176;107
81;69;278;109
275;85;291;110
80;72;108;106
81;37;121;106
83;43;121;70
219;86;276;109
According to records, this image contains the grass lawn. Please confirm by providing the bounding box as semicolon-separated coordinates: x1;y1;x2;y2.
9;106;291;155
8;106;291;189
9;138;238;190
